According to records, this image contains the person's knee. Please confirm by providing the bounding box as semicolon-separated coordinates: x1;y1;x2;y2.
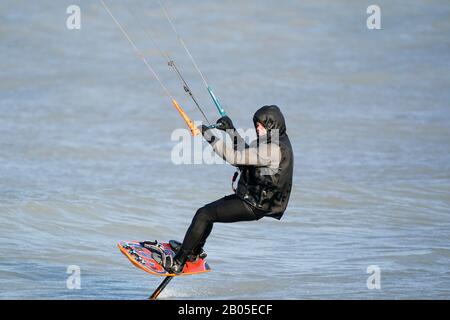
193;206;213;225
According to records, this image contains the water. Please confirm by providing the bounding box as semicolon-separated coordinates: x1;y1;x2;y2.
1;0;450;299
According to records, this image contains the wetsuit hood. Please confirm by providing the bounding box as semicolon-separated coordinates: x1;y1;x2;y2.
253;105;286;136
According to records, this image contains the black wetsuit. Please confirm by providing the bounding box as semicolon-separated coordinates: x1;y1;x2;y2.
177;105;294;259
179;194;266;256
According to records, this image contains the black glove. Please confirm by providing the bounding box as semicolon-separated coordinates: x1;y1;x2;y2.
198;125;216;144
215;116;235;131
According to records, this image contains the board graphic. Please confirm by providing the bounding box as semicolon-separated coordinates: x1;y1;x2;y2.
118;240;211;277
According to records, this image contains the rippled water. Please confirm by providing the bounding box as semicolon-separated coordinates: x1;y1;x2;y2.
1;0;450;299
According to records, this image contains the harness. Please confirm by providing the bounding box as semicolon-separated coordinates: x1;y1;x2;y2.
231;170;239;192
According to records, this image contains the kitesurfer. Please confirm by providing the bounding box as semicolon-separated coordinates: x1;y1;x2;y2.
167;105;294;274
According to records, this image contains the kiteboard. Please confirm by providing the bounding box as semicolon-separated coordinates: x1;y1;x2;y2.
118;240;210;276
118;240;211;299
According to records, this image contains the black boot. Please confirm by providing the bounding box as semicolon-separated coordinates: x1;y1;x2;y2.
169;240;207;260
188;247;207;262
167;251;188;275
196;247;207;259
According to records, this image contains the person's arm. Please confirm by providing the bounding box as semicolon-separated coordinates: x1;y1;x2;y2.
229;130;248;151
199;121;281;168
212;137;280;167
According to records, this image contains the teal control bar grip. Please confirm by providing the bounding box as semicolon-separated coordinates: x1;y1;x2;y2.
207;86;227;117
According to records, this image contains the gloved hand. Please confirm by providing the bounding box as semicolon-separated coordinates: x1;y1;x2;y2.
215;116;235;131
198;125;216;144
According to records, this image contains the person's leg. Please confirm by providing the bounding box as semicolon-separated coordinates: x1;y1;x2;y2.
193;195;259;254
192;223;212;256
171;195;257;271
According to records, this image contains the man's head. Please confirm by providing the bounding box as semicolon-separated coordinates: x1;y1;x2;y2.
253;105;286;138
